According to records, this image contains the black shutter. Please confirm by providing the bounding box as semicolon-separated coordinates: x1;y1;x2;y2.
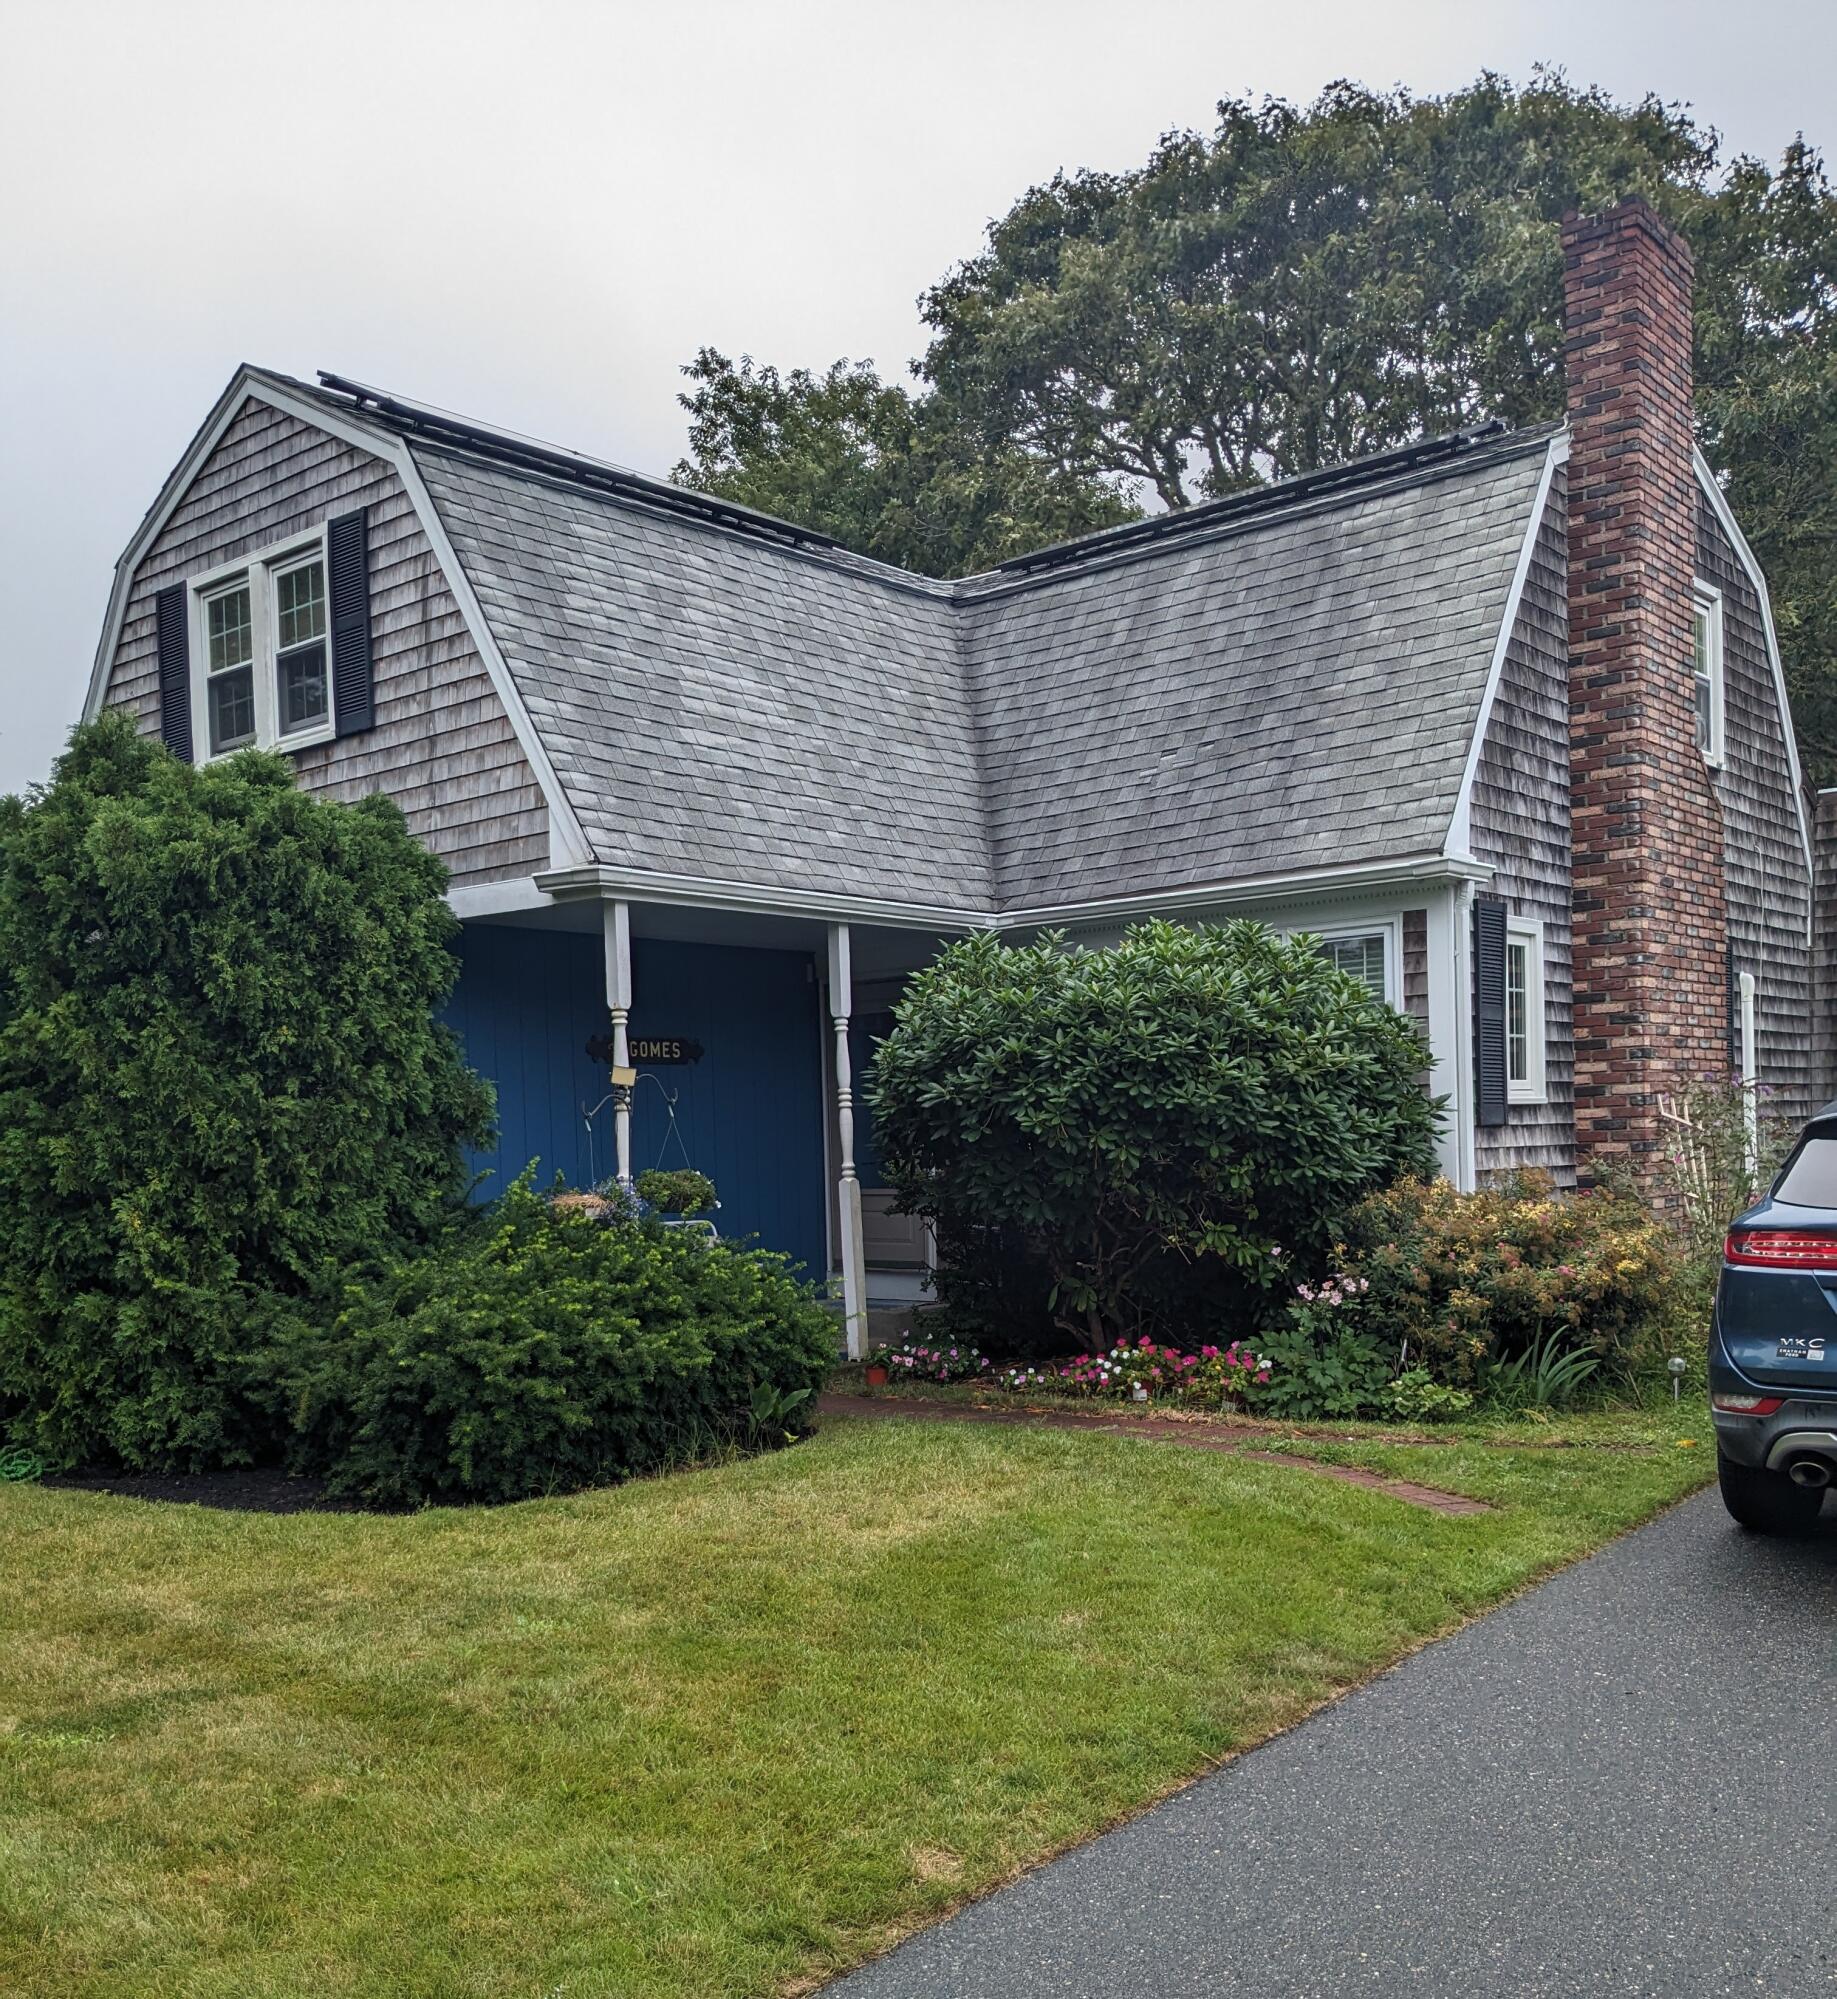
328;508;375;737
155;584;193;762
1473;893;1509;1129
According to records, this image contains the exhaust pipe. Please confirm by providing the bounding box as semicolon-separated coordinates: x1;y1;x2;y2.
1786;1457;1834;1491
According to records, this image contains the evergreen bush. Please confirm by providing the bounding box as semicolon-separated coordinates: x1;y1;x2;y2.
868;920;1439;1348
263;1178;836;1505
0;717;492;1469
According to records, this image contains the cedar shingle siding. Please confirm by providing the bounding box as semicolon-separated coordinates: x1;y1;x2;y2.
1699;493;1814;1121
1470;473;1576;1183
101;399;548;887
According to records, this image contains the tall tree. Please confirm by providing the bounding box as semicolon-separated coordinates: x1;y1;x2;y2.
677;71;1837;775
672;349;1132;576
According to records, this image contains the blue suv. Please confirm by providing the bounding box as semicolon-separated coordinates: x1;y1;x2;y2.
1712;1108;1837;1533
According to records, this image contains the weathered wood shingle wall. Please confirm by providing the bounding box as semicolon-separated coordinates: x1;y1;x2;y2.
1699;496;1814;1121
1470;470;1576;1184
101;398;549;886
1813;791;1837;1105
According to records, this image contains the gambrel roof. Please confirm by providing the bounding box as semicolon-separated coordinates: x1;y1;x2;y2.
92;367;1569;921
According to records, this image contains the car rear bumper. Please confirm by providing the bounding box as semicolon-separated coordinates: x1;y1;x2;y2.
1712;1404;1837;1472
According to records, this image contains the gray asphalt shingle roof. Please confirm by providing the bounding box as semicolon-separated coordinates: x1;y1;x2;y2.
273;373;1554;916
960;445;1551;909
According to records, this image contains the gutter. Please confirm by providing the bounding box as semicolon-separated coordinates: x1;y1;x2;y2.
531;850;1495;935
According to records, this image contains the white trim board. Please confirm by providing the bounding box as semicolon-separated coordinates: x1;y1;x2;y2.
1444;432;1567;859
534;850;1495;936
84;366;593;872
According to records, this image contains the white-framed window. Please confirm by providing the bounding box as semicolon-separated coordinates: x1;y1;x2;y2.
1315;926;1393;1006
189;529;335;757
1692;580;1725;766
1504;915;1547;1104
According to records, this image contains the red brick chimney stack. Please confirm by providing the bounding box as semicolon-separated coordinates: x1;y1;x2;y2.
1562;197;1727;1177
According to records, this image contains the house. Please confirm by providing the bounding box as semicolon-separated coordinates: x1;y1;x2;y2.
84;198;1818;1353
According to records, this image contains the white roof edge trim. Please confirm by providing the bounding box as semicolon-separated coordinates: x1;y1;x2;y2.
534;852;1494;933
1000;852;1491;930
1692;446;1816;922
83;369;594;873
533;863;994;932
1443;433;1568;859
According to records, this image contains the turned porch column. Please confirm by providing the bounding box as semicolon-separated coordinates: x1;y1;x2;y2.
603;898;633;1188
827;922;869;1359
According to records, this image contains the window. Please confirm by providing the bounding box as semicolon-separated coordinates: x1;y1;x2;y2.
203;581;256;753
1504;917;1546;1104
272;556;329;736
189;532;335;756
1692;582;1724;765
1775;1135;1837;1208
1318;930;1388;1002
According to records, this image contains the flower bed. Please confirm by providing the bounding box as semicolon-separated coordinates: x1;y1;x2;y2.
998;1338;1271;1407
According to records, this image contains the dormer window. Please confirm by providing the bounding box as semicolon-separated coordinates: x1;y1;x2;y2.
190;533;335;757
1693;581;1724;765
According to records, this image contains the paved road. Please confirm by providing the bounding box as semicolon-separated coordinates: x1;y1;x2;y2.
828;1492;1837;1998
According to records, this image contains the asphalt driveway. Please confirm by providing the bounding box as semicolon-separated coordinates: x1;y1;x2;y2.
827;1491;1837;1998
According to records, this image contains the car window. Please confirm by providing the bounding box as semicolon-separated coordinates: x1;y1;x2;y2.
1773;1135;1837;1207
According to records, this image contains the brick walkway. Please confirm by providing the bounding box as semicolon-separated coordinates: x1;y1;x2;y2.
817;1393;1492;1516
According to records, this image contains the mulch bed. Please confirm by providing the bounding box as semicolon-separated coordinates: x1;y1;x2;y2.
40;1468;374;1514
818;1393;1493;1516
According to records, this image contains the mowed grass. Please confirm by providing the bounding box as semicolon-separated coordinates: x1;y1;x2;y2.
1;1408;1712;1999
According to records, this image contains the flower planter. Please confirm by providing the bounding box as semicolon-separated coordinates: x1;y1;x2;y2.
864;1364;890;1389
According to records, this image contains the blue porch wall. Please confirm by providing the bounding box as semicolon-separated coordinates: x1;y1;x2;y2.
445;925;828;1279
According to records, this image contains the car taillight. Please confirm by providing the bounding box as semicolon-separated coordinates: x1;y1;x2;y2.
1723;1228;1837;1269
1712;1392;1786;1415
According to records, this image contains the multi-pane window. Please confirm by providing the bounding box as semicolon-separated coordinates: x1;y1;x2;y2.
1319;932;1387;1002
1504;918;1546;1104
273;558;329;736
1693;584;1724;763
204;582;256;753
191;536;335;755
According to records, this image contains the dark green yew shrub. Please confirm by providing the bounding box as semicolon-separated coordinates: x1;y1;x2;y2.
0;718;492;1471
869;920;1439;1349
264;1179;836;1505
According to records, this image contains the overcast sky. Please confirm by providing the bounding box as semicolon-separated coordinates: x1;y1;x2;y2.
2;0;1832;794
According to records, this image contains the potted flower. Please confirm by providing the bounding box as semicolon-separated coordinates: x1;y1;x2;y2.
634;1168;719;1223
863;1348;892;1389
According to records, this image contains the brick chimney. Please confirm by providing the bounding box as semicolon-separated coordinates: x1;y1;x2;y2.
1563;197;1727;1177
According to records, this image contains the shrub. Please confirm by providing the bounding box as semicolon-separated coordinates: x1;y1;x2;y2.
263;1177;835;1505
1643;1076;1797;1306
1382;1370;1475;1423
869;920;1439;1350
0;718;492;1472
635;1168;718;1215
1342;1171;1678;1389
1243;1315;1393;1420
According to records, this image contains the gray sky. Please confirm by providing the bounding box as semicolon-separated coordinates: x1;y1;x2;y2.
3;0;1833;795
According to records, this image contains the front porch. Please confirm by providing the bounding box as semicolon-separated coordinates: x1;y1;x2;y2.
442;890;962;1351
439;860;1500;1359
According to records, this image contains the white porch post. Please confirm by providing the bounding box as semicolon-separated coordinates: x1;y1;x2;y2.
603;899;634;1187
827;922;869;1359
1738;969;1760;1179
1424;882;1478;1192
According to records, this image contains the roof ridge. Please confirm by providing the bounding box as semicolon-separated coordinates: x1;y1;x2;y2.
981;420;1563;581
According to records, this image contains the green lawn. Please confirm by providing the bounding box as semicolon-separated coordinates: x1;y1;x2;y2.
1;1405;1712;1999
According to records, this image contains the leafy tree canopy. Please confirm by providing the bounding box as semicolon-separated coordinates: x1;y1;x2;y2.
672;348;1131;575
675;70;1837;774
0;716;494;1470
